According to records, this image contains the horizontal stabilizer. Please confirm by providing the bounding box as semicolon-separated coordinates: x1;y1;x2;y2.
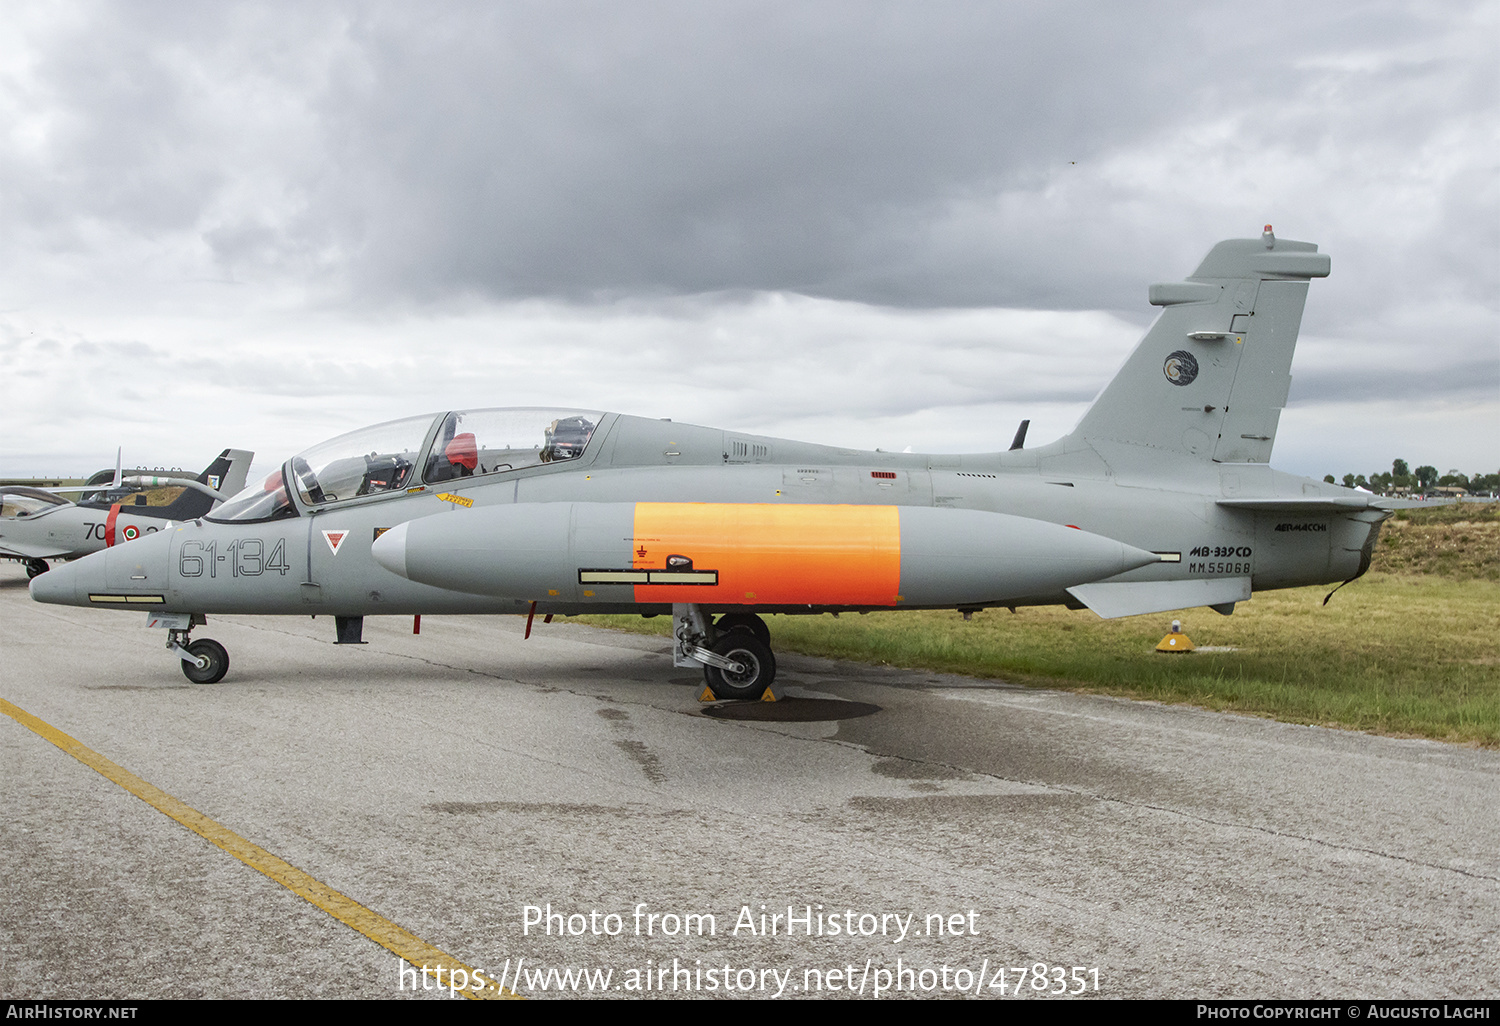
1067;576;1251;619
1370;497;1459;511
1217;496;1371;512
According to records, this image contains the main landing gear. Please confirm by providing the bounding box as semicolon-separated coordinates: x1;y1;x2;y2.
25;559;49;579
148;612;229;684
672;604;777;700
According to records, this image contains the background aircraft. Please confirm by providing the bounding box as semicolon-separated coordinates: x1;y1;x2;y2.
2;449;252;578
32;230;1399;694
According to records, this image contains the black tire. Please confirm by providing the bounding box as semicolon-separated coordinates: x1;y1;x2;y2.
713;613;771;647
181;639;229;685
25;560;49;579
703;632;776;700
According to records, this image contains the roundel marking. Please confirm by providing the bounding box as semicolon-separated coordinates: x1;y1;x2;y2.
1163;350;1200;386
122;525;140;541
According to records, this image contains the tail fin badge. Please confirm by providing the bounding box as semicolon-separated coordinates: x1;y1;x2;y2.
1163;350;1200;386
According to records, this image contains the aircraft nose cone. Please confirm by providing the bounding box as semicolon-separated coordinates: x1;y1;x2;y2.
371;521;409;578
30;527;176;608
29;556;85;605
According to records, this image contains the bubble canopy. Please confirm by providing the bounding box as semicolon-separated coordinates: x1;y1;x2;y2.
208;408;604;523
1;486;71;519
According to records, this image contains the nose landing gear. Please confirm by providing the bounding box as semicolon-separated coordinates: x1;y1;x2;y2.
148;612;229;684
176;637;229;684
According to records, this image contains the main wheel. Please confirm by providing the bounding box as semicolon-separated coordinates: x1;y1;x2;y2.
703;632;776;700
181;639;229;685
713;612;771;647
25;559;49;579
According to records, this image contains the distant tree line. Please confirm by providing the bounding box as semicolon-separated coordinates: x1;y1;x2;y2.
1321;460;1500;496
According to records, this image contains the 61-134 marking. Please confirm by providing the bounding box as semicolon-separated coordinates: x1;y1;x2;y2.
179;538;290;578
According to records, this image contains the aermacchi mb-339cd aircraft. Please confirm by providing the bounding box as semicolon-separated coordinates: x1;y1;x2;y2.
32;229;1405;695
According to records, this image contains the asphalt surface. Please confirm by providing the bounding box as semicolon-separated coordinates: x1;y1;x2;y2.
2;562;1496;1000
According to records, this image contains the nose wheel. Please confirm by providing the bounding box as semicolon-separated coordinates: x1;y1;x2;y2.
164;624;229;684
179;639;229;684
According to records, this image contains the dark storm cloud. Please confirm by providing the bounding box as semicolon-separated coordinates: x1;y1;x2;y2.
214;3;1500;312
309;1;1217;306
316;1;1490;309
17;2;1488;310
1;1;1493;476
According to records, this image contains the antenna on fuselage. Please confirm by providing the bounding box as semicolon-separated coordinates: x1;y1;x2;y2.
1009;420;1030;451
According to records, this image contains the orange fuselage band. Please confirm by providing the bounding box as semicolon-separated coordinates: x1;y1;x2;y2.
630;503;901;606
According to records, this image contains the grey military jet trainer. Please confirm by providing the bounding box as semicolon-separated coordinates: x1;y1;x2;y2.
32;228;1397;694
3;449;252;578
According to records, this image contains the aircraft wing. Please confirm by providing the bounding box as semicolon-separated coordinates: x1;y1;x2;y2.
1066;576;1252;619
0;540;73;560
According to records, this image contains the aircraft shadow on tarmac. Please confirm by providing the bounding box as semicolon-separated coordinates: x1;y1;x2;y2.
702;698;882;722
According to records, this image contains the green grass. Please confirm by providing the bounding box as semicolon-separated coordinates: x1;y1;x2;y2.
578;573;1500;746
1374;502;1499;580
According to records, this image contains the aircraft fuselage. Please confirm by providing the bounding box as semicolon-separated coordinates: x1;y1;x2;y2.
31;413;1380;619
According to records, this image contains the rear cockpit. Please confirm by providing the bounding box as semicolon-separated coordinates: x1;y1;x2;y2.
423;409;599;483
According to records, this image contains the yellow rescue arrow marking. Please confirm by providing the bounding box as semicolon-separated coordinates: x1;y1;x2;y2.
436;492;474;508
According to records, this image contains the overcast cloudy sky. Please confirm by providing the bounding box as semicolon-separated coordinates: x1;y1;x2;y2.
2;1;1495;483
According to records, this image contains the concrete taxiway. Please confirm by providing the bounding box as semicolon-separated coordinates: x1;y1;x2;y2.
2;563;1496;999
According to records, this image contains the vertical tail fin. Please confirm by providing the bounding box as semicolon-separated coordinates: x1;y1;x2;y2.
1071;228;1329;463
212;448;254;501
157;448;254;519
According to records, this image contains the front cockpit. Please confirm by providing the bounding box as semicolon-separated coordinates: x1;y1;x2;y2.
207;408;604;523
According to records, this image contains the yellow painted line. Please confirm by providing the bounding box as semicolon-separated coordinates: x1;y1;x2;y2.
0;698;520;1000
